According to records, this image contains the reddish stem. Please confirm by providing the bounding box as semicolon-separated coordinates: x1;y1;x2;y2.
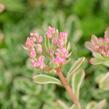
56;67;81;109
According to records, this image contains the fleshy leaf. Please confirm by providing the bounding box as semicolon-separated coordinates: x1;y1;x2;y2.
56;100;69;109
72;69;85;98
93;52;103;58
85;41;93;52
90;56;109;67
86;100;107;109
33;74;62;85
95;74;105;84
89;49;109;67
42;100;67;109
99;72;109;91
70;105;78;109
95;99;107;109
86;101;97;109
67;57;85;79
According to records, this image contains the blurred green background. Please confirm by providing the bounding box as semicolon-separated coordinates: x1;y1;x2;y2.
0;0;109;109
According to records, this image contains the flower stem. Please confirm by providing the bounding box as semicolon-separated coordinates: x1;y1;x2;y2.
56;67;81;109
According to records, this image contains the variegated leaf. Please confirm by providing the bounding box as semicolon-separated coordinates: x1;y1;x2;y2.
67;57;85;80
33;74;62;85
72;69;85;98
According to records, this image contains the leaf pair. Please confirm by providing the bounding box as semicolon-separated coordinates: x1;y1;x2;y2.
33;57;85;100
67;57;85;98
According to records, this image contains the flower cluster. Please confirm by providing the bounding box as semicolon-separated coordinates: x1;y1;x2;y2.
24;32;44;69
24;26;70;70
85;28;109;57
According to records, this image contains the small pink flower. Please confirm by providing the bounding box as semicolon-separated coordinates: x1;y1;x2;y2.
54;56;65;64
36;44;42;54
30;32;38;41
30;32;38;36
37;35;43;43
25;37;34;49
57;34;68;47
31;59;37;67
49;49;54;58
104;36;109;43
46;26;55;39
36;55;45;69
52;38;58;45
57;39;64;47
62;48;69;58
29;48;36;58
56;48;68;58
54;48;68;65
59;32;68;40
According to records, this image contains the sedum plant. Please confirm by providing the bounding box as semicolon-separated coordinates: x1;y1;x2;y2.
24;26;109;109
85;27;109;94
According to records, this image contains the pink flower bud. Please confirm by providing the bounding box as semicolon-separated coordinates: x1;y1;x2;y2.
29;48;36;58
56;48;68;58
30;32;38;37
52;38;58;45
54;48;68;65
57;39;64;47
54;56;65;64
89;58;93;64
57;32;68;47
30;32;38;41
49;49;54;58
31;59;37;67
36;55;45;69
46;26;55;39
37;35;43;43
59;32;68;40
25;37;34;49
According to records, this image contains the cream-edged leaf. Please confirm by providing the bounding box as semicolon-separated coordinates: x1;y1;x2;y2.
33;74;62;85
72;69;85;98
67;57;85;79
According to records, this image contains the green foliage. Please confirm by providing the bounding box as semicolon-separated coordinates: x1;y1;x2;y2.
0;0;26;12
73;0;96;17
80;16;106;37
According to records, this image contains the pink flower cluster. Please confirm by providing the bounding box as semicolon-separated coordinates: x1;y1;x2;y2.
25;32;45;69
24;26;69;70
85;28;109;57
46;26;69;65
